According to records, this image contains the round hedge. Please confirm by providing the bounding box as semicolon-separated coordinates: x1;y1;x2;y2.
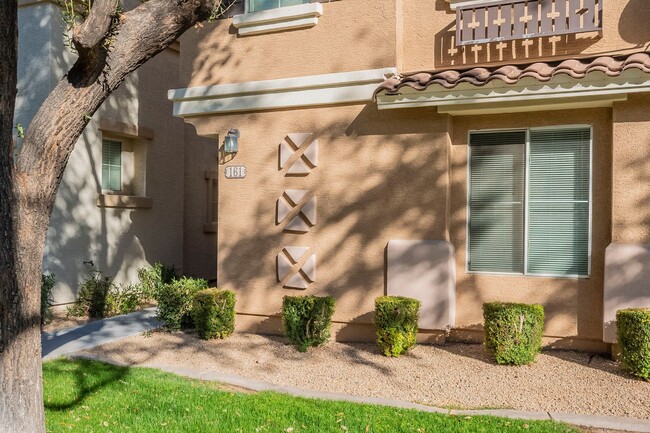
616;308;650;380
483;302;544;365
375;296;421;357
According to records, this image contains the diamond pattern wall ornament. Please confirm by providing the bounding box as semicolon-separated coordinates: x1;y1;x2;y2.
277;247;317;289
279;133;318;175
276;190;317;233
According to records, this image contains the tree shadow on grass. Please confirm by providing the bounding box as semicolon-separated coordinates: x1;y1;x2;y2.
43;358;128;411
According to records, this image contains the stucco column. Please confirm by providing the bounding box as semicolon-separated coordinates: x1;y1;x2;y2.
603;94;650;343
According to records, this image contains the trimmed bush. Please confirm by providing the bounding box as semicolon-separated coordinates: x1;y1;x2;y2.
138;262;179;301
616;308;650;380
282;295;335;352
67;271;113;319
41;273;56;326
155;277;208;330
106;284;145;317
191;289;236;340
483;302;544;365
375;296;421;357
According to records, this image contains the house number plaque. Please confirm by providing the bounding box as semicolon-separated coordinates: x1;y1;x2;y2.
225;165;247;179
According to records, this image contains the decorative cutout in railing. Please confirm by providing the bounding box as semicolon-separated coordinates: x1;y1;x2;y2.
455;0;603;46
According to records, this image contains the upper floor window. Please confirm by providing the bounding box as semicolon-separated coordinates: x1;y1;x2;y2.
248;0;310;13
234;0;322;36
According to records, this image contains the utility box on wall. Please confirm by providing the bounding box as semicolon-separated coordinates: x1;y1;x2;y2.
387;240;456;331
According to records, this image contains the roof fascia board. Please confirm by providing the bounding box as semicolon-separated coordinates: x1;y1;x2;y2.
170;68;398;117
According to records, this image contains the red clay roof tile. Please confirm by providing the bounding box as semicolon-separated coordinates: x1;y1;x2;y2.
377;52;650;95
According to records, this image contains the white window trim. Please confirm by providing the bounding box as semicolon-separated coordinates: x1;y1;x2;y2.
465;124;593;279
233;2;323;36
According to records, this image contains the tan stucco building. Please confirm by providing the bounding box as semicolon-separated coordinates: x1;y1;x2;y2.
22;0;648;353
169;0;650;353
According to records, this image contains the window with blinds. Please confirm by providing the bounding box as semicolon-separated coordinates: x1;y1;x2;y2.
102;139;122;192
248;0;309;12
468;127;591;277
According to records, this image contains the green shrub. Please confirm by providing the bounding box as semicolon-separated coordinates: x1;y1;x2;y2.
616;308;650;380
41;273;56;326
375;296;420;357
67;271;113;319
155;277;208;330
138;262;179;301
282;295;335;352
106;284;145;317
191;289;236;340
483;302;545;365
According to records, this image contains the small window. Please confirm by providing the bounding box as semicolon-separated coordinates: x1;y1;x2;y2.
100;135;147;197
468;126;592;278
248;0;309;13
102;139;122;192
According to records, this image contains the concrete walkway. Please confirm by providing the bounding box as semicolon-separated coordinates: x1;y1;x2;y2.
41;307;160;360
43;313;650;432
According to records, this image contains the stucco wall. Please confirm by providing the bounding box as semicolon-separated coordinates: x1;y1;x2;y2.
15;2;59;144
450;108;612;347
16;2;186;303
178;0;399;88
601;94;650;343
182;126;219;281
186;105;450;332
612;94;650;245
44;47;186;303
402;0;650;71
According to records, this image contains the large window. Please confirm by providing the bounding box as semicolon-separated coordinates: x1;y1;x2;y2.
102;138;122;192
248;0;309;13
468;126;591;277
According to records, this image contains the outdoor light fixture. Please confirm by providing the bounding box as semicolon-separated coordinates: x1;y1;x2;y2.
223;128;240;154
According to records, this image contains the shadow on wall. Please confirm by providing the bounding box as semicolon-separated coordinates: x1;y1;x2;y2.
46;45;186;303
618;0;650;47
430;0;650;69
211;104;493;334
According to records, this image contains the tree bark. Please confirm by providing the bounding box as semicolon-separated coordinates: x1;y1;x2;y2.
0;1;222;432
0;3;44;433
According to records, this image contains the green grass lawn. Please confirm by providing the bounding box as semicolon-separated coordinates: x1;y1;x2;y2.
44;359;580;433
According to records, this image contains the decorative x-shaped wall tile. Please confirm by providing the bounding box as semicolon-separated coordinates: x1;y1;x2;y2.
277;246;316;289
279;133;318;176
276;189;317;233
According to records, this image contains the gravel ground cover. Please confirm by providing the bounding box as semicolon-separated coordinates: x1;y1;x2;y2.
80;331;650;420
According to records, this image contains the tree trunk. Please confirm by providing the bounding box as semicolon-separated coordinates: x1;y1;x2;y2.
0;2;47;433
0;1;221;432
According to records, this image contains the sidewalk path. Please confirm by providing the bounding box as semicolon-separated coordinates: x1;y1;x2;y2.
42;307;160;360
43;313;650;432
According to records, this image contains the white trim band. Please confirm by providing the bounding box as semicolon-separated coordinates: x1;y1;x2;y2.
169;68;398;117
376;69;650;116
232;3;323;36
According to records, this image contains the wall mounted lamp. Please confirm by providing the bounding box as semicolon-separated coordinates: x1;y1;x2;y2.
224;128;240;154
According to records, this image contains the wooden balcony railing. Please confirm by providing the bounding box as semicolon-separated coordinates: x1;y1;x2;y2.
455;0;603;46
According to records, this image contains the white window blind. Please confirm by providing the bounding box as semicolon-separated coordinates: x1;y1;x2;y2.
468;127;591;277
102;139;122;192
468;131;526;273
527;128;591;276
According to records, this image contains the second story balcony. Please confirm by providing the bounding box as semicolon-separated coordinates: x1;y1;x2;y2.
455;0;604;46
